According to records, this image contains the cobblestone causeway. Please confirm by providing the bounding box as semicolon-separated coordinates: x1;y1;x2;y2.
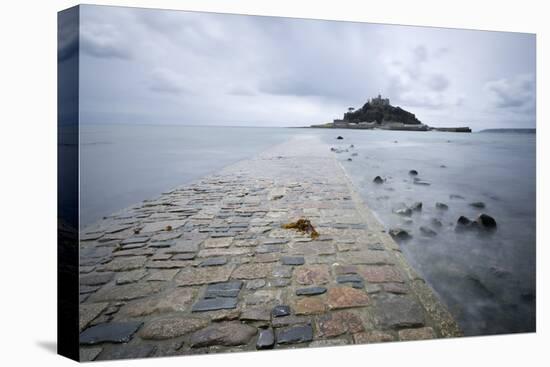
78;135;462;361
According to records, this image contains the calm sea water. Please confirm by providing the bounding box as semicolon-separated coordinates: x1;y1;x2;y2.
80;124;297;226
325;129;536;336
80;124;535;336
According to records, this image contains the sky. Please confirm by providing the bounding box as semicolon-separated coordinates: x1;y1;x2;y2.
76;5;536;130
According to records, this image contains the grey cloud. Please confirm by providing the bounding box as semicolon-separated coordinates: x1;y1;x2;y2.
485;74;535;109
77;5;536;130
387;45;453;109
148;68;187;95
80;23;132;59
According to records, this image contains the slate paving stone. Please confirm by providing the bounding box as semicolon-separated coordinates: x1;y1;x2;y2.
281;256;305;265
189;322;257;347
199;257;228;267
256;328;275;349
295;286;327;296
275;325;313;344
204;280;243;298
172;253;196;261
375;296;426;329
192;298;239;312
79;321;143;345
272;305;291;318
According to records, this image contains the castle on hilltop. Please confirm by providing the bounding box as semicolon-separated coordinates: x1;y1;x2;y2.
369;94;390;106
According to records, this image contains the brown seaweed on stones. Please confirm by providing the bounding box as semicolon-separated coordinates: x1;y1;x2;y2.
281;218;319;239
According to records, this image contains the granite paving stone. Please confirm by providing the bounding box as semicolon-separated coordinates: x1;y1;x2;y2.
140;317;209;340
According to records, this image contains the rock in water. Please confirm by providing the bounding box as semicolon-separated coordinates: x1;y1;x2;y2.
389;228;411;241
409;170;418;176
394;207;413;217
336;136;344;140
457;216;472;226
476;213;497;229
411;202;422;211
419;226;437;237
347;158;353;161
435;202;449;210
431;218;443;227
470;202;486;209
373;176;384;184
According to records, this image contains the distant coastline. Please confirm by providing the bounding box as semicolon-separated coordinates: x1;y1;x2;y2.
479;128;536;134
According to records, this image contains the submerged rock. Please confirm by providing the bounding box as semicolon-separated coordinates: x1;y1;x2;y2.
450;194;465;200
347;158;353;161
419;226;437;237
435;202;449;210
457;216;471;226
409;170;418;176
373;176;385;184
411;202;423;211
394;207;413;217
476;213;497;229
456;214;496;232
431;218;443;227
389;228;411;241
470;202;486;209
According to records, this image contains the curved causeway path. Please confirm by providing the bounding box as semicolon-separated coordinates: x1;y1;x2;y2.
78;134;462;361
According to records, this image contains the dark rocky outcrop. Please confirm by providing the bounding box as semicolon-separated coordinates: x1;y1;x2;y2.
435;202;449;210
389;228;411;241
336;136;344;140
476;213;497;229
409;170;418;176
373;176;385;184
344;100;422;125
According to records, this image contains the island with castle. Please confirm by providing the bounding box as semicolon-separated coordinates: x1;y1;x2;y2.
310;95;472;132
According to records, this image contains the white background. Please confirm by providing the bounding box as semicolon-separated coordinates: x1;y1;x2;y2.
0;0;547;365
